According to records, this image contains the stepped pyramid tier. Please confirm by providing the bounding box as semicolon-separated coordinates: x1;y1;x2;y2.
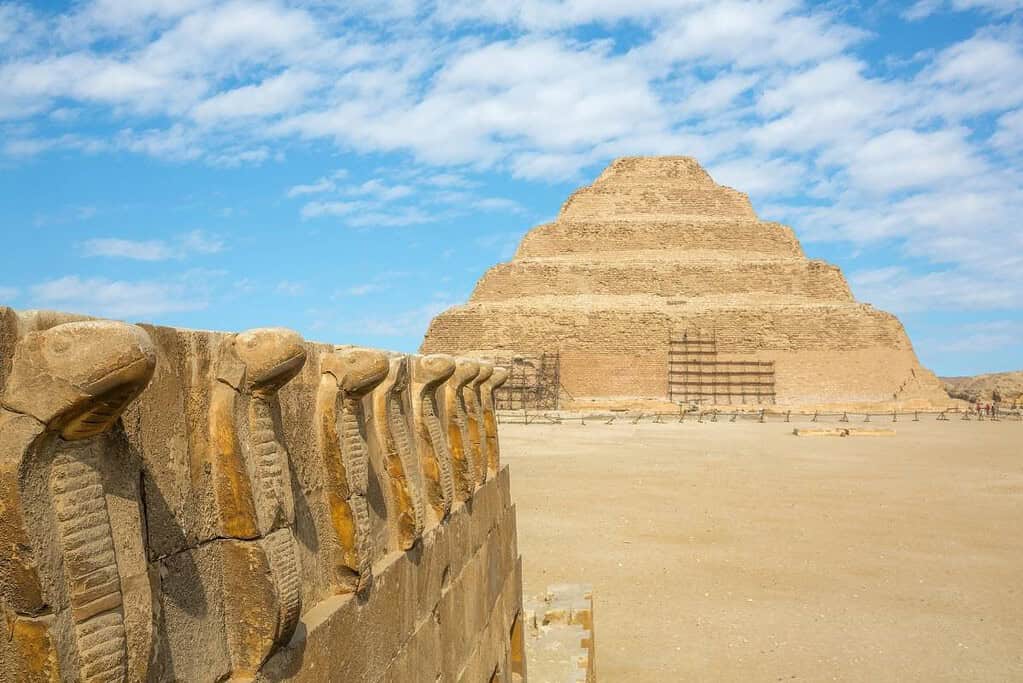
422;157;950;409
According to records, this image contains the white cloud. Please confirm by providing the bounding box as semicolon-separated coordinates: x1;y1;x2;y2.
301;200;359;218
640;0;865;69
179;229;224;254
842;127;986;194
288;178;335;197
82;238;176;261
991;107;1023;154
708;155;808;196
3;0;1023;321
679;72;759;115
191;70;321;123
849;267;1021;313
276;280;305;296
347;178;414;200
472;197;526;213
115;124;202;161
918;31;1023;120
345;283;384;296
932;320;1023;352
348;299;457;337
904;0;1023;20
30;276;209;318
82;230;224;260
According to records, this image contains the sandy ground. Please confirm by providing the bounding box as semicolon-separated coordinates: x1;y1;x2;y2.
501;416;1023;682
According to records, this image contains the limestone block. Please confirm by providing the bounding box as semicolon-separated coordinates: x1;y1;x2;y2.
410;353;456;526
411;517;451;627
442;358;480;503
525;584;597;683
0;318;156;683
119;324;223;558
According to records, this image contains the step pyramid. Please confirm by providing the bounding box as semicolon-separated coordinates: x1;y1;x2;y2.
421;157;949;409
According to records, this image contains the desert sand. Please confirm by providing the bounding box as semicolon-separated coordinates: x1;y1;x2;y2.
502;417;1023;681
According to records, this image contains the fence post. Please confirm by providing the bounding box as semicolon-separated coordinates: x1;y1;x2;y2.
892;410;898;423
759;409;766;423
864;413;871;423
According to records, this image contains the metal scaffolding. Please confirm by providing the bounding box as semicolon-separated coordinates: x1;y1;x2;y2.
488;353;561;411
668;329;776;405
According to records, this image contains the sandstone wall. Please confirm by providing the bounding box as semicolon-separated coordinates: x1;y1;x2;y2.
422;301;948;407
470;258;852;302
0;306;523;683
559;157;757;221
515;220;804;259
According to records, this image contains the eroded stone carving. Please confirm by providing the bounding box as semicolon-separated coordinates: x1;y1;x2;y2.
208;327;306;677
409;354;456;526
370;354;425;550
442;358;480;503
465;362;494;488
0;320;156;683
482;366;509;478
316;346;388;592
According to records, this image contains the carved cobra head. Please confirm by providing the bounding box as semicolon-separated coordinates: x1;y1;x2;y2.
333;346;389;394
2;320;157;440
413;354;455;386
384;353;410;393
489;366;510;390
451;358;481;389
233;328;307;396
473;362;494;387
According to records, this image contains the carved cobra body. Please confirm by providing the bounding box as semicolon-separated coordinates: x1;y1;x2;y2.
482;366;509;478
208;328;306;676
318;347;388;592
443;359;480;503
0;320;156;683
371;355;425;550
410;354;456;526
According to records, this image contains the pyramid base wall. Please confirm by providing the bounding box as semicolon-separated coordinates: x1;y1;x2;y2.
421;305;952;409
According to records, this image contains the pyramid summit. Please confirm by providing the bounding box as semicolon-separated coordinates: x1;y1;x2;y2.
422;156;949;409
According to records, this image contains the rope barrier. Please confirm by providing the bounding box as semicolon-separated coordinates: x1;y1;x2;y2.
496;406;1019;426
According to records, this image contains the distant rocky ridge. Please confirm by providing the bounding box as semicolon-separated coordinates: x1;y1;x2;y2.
942;371;1023;403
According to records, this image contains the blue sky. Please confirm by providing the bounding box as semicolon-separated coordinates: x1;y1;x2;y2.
1;0;1021;376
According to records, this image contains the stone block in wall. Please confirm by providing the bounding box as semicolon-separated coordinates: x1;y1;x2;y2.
525;584;597;683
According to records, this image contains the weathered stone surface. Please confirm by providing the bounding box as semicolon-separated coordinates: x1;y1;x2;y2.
421;156;951;409
524;584;597;683
410;354;456;526
466;362;493;488
369;354;426;551
442;359;480;502
315;345;388;594
0;306;522;683
481;367;508;478
0;314;156;683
